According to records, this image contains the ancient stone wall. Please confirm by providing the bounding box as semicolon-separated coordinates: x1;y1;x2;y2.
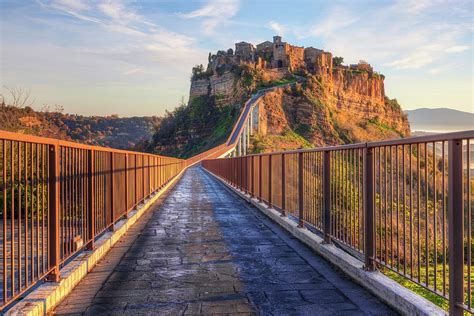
235;42;255;61
285;44;305;71
189;78;210;98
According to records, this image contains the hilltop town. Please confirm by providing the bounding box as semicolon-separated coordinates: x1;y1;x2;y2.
211;35;373;75
148;36;409;157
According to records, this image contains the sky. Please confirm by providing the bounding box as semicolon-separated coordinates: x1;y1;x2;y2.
0;0;472;116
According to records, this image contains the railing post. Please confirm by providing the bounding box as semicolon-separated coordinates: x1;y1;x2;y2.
86;150;95;250
298;152;304;228
238;157;240;189
135;155;138;206
448;139;464;316
47;144;60;282
246;156;250;194
250;156;254;198
259;155;262;201
124;153;129;217
142;156;145;201
364;147;375;270
323;150;331;243
110;152;114;230
281;153;286;217
268;154;272;207
148;156;152;196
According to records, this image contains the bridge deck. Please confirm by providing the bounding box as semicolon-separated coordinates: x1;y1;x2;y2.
53;167;395;315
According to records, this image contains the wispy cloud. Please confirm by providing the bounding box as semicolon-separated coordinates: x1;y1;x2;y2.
268;21;286;36
301;1;471;71
39;0;199;56
309;7;359;38
180;0;240;35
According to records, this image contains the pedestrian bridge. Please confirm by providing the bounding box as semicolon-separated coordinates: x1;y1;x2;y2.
0;88;473;315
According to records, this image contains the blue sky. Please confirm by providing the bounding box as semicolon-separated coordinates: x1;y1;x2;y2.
0;0;472;116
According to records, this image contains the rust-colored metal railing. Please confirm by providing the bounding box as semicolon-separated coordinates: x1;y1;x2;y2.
0;130;187;310
203;130;474;315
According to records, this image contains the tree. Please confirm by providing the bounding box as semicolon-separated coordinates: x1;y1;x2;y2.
333;56;344;67
191;64;206;80
54;104;64;113
3;85;35;107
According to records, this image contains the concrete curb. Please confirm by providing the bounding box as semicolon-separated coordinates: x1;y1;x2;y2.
203;168;447;316
6;170;186;316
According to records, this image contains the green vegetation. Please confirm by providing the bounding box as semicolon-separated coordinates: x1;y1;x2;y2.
384;96;403;112
367;116;404;137
333;56;344;67
147;95;239;158
256;77;296;90
250;128;312;153
283;129;313;148
382;268;449;311
0;104;159;149
191;64;213;80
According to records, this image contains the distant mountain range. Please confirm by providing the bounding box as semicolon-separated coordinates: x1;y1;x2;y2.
405;108;473;133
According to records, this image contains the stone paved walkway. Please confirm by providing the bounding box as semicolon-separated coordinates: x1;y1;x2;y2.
53;167;395;315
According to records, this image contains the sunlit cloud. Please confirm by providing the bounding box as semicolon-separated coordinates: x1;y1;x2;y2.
180;0;240;35
268;21;286;36
299;2;471;72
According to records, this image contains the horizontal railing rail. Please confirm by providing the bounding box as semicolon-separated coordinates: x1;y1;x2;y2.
203;130;474;315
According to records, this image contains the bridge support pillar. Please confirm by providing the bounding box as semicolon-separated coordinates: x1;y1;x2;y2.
249;110;253;135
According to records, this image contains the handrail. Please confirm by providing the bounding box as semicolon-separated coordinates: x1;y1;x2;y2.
203;129;474;315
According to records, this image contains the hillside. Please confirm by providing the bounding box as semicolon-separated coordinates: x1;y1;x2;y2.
148;36;410;156
0;105;160;149
405;108;473;132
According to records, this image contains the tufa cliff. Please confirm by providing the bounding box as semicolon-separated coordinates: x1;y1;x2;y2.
149;36;410;156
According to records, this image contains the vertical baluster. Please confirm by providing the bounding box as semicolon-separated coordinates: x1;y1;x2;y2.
47;144;60;282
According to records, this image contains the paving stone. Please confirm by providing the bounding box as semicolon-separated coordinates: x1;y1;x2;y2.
53;167;396;315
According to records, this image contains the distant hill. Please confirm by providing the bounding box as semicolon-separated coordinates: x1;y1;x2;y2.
405;108;473;132
0;105;160;150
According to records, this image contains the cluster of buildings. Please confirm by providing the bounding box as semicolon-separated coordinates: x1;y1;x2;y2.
208;36;374;76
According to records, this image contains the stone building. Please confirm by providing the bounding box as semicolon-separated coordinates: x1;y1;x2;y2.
304;47;333;77
266;36;305;71
206;35;353;77
235;42;255;61
350;61;374;73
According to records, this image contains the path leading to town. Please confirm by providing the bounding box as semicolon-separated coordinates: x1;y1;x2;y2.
54;167;395;315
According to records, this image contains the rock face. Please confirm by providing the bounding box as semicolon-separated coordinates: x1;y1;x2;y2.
190;72;243;107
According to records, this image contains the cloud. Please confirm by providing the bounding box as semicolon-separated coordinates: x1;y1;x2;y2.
180;0;240;35
303;2;471;71
98;1;141;25
268;21;286;36
445;45;470;53
28;0;206;102
50;0;89;11
309;7;359;38
40;0;197;52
